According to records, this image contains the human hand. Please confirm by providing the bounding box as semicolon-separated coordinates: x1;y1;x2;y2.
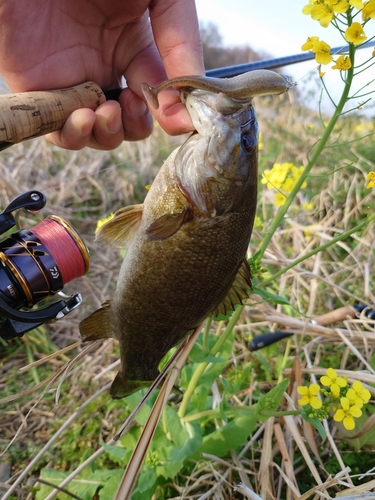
0;0;204;150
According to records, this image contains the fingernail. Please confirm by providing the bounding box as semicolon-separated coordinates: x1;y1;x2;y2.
107;108;123;134
128;96;148;118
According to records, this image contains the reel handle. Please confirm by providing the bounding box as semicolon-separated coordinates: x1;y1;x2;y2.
0;81;106;150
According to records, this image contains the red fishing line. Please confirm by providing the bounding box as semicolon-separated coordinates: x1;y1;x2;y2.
30;216;89;284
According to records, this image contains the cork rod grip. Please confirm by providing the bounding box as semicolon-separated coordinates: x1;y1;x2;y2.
0;81;105;150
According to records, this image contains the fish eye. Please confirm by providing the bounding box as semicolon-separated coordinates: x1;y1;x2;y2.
241;133;257;152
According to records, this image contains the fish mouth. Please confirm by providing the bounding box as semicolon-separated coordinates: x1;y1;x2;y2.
181;88;250;116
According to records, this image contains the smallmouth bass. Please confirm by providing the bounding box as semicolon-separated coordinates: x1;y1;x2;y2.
80;70;292;399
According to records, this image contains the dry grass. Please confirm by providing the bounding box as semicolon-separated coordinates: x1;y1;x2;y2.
1;93;375;499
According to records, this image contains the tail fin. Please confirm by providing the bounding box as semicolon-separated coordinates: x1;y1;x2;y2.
110;371;153;399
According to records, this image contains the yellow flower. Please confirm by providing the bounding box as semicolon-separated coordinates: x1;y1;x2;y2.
95;213;114;233
333;0;350;13
310;3;335;27
350;0;364;8
320;368;347;396
362;0;375;20
262;163;308;207
345;22;367;44
301;36;320;51
367;171;375;188
297;383;323;409
302;0;315;16
302;202;314;210
346;381;371;408
274;192;287;207
313;40;333;64
334;397;362;430
332;55;352;70
302;0;349;26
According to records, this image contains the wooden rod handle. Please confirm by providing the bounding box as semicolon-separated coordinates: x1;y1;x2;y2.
0;81;105;149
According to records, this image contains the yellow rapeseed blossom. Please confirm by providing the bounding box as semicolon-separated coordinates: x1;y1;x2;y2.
95;213;115;233
301;36;320;51
301;36;333;64
350;0;364;8
333;397;362;430
345;22;367;44
314;40;334;64
310;3;335;26
346;381;371;408
367;171;375;188
362;0;375;20
262;162;307;207
302;0;349;26
297;383;323;409
320;367;347;396
332;54;352;70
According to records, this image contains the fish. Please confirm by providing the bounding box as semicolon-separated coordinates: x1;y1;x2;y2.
79;70;292;399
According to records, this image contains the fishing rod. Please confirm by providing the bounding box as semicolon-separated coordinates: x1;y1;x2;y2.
207;40;375;77
1;40;374;152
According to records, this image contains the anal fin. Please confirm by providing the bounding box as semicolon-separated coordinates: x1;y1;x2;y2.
212;259;252;317
79;301;113;341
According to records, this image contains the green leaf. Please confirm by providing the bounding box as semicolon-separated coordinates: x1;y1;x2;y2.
99;470;124;500
196;413;258;458
189;342;225;364
36;469;69;500
162;404;190;446
156;446;184;478
169;422;202;462
36;467;104;500
102;442;131;466
252;286;291;306
256;378;289;420
136;466;158;493
300;408;327;442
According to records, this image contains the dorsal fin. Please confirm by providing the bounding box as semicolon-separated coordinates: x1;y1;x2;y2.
146;209;193;240
79;301;113;341
96;204;143;247
212;259;252;317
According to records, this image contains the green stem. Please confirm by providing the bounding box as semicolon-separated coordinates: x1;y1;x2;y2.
181;407;301;423
178;306;244;418
257;43;355;260
259;410;301;418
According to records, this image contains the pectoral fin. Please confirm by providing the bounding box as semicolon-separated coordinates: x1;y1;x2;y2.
110;371;153;399
79;301;113;341
146;209;193;240
96;204;143;247
212;259;252;317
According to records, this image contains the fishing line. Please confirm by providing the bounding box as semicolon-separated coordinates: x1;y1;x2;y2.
30;215;89;284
